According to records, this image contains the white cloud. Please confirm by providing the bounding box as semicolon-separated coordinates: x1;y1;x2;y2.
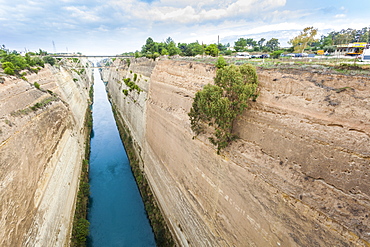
110;0;287;23
1;0;370;55
64;6;101;22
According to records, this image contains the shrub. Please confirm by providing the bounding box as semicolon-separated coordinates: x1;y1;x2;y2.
189;64;258;152
32;57;44;67
2;61;15;75
270;50;284;59
74;218;89;245
4;67;15;75
30;68;39;74
215;56;227;69
43;56;56;66
123;78;142;94
34;82;40;89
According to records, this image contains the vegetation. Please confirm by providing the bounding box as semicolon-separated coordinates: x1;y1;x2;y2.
0;46;46;78
30;97;57;111
215;56;227;69
204;44;219;57
270;50;284;59
265;38;280;51
2;61;15;75
125;58;131;67
289;27;318;53
189;63;258;152
42;56;56;66
70;159;90;247
134;26;369;57
137;37;227;58
233;37;280;52
71;85;93;247
123;77;141;94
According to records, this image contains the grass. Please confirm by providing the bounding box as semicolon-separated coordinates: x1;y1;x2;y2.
11;96;58;116
30;97;57;111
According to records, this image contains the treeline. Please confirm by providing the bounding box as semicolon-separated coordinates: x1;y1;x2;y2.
125;27;369;59
0;46;56;76
122;37;231;59
314;27;369;52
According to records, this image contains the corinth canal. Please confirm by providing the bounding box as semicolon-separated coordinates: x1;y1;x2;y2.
87;69;156;246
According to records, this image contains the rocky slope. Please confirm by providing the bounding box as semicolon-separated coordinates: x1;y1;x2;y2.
0;59;92;246
103;58;369;246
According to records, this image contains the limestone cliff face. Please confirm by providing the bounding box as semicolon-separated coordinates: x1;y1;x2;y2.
104;58;369;246
0;59;92;246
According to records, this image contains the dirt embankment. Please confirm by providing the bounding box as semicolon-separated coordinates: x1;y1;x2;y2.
104;58;369;246
0;60;92;246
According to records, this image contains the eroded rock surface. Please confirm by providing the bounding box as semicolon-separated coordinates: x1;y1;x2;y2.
0;60;92;246
104;58;369;246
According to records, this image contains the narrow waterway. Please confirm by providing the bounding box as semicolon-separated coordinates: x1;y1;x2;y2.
87;69;156;246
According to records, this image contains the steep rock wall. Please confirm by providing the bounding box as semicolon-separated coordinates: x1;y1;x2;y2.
0;60;92;246
104;58;369;246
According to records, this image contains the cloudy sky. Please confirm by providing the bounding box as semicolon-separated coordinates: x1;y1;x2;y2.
1;0;370;55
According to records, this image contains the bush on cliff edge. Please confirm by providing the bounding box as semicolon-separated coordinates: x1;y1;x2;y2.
188;63;258;153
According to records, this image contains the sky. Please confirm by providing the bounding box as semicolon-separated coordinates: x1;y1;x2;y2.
1;0;370;55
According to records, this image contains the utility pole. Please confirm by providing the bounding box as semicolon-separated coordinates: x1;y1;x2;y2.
52;41;56;53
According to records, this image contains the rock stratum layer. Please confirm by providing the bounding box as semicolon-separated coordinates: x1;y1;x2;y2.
103;58;369;247
0;59;92;246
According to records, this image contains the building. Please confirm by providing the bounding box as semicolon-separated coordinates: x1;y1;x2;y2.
334;42;368;56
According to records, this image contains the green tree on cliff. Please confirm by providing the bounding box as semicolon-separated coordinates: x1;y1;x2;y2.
188;64;258;153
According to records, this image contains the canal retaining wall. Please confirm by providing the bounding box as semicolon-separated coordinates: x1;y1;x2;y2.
0;59;93;246
102;58;370;246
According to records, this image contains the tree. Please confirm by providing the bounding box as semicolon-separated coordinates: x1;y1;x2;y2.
258;38;266;49
141;37;156;54
215;56;227;69
167;41;180;56
188;64;258;152
265;38;280;51
205;44;219;57
245;38;257;48
289;27;318;53
179;42;204;56
234;38;247;52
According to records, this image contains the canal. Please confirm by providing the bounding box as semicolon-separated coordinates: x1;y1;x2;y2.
87;69;156;246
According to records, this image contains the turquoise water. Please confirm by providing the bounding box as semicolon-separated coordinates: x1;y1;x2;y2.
87;69;156;247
